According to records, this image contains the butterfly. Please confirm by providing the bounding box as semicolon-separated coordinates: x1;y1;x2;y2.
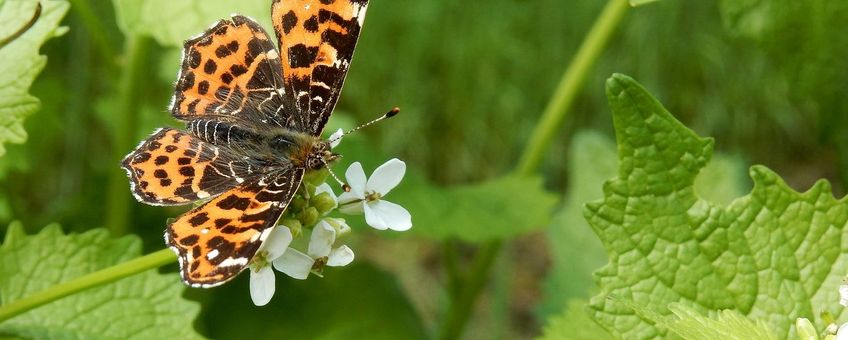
121;0;370;288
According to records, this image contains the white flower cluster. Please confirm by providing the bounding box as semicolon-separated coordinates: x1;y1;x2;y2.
248;157;412;306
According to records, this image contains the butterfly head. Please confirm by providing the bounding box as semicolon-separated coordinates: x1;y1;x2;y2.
305;139;340;170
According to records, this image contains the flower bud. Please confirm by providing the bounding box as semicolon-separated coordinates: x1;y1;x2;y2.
291;195;307;210
311;192;337;214
298;207;319;227
280;218;302;238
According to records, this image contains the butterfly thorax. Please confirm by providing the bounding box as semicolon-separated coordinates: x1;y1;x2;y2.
186;118;337;171
270;131;338;171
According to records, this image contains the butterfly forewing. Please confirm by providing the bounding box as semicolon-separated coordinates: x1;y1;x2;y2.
166;169;304;287
122;128;256;205
272;0;369;136
171;15;297;128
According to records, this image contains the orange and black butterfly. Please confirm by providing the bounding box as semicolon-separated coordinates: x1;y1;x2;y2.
121;0;369;287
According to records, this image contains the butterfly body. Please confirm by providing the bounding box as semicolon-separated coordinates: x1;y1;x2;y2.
121;0;369;288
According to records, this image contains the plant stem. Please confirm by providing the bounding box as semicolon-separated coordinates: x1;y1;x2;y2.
438;241;501;340
67;0;116;63
443;239;463;298
438;0;630;338
105;35;149;235
516;0;630;177
0;248;176;323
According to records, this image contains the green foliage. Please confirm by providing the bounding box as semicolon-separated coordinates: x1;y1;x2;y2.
539;300;613;340
623;300;778;340
539;131;746;319
0;0;67;156
538;132;613;317
587;74;848;339
0;224;201;338
399;175;558;243
200;264;427;339
112;0;271;46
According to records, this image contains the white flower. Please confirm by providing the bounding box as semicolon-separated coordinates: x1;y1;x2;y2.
329;128;344;149
840;284;848;307
249;225;293;306
838;323;848;340
273;219;354;279
337;159;412;231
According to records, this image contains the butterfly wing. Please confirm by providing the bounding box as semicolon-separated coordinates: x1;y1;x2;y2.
272;0;370;136
171;15;298;128
121;128;257;206
166;169;304;287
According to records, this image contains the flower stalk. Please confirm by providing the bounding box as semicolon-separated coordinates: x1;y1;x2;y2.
439;0;630;338
0;248;176;323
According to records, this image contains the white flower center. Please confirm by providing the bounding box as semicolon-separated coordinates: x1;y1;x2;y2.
365;191;382;202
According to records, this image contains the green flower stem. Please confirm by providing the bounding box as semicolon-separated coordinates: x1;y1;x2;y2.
105;35;150;235
67;0;116;62
438;241;502;340
442;239;463;298
439;0;630;338
515;0;630;176
0;248;176;323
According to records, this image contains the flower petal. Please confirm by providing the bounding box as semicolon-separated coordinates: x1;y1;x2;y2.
838;323;848;340
366;158;406;195
273;249;314;280
249;266;276;306
260;225;293;260
363;201;388;230
325;217;351;235
329;128;344;148
338;194;364;215
344;162;367;197
308;220;336;258
368;200;412;231
327;245;354;267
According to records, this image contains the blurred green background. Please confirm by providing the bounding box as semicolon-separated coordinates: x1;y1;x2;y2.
1;0;845;338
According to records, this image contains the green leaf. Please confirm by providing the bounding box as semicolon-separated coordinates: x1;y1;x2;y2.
399;174;558;243
538;132;613;317
629;0;661;7
0;224;202;339
112;0;271;46
539;300;614;340
621;301;778;340
0;0;68;156
587;74;848;339
199;263;427;339
539;132;746;318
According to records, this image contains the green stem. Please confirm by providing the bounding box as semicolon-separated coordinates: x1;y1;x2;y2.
67;0;116;63
442;239;463;298
0;249;176;323
105;35;150;235
438;241;501;340
516;0;630;176
438;0;630;338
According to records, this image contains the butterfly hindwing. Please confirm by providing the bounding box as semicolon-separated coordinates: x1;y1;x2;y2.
121;128;255;206
171;15;296;128
166;169;304;287
272;0;369;135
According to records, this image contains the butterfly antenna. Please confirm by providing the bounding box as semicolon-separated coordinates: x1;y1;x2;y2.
320;158;351;192
328;107;400;145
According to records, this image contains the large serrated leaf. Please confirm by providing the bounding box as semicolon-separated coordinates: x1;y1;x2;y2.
587;74;848;339
0;224;202;339
0;0;68;156
112;0;272;47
